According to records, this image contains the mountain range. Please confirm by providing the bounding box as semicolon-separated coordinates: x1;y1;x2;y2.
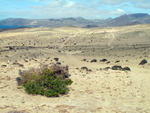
0;13;150;29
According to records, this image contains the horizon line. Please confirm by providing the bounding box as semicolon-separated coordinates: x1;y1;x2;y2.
0;13;149;21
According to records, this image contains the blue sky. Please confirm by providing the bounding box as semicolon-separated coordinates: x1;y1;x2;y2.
0;0;150;19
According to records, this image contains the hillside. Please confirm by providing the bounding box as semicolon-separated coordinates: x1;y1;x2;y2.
0;24;150;113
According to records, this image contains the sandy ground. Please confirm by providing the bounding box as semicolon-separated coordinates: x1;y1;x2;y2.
0;24;150;113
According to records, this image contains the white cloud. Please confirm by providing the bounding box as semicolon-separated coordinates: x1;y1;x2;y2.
5;0;149;19
63;1;75;8
116;9;126;14
136;3;150;8
100;0;127;5
29;0;104;19
100;0;150;9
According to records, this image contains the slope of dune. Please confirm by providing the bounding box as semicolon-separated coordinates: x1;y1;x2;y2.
0;24;150;113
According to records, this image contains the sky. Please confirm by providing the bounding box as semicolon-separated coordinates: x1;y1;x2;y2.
0;0;150;20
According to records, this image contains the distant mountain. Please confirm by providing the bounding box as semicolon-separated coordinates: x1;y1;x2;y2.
0;13;150;29
107;13;150;26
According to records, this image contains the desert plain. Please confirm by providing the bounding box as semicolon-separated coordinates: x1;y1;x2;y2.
0;24;150;113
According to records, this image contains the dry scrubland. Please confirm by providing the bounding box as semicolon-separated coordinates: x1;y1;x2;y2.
0;24;150;113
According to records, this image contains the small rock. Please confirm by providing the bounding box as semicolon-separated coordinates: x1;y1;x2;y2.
81;67;89;71
16;77;22;86
115;60;120;63
13;62;24;67
122;67;131;71
139;59;147;65
1;65;7;68
103;67;111;71
91;59;97;62
8;46;14;50
82;59;87;62
88;69;92;72
100;59;107;62
112;65;122;70
56;62;61;65
99;68;103;70
106;61;110;64
54;58;59;61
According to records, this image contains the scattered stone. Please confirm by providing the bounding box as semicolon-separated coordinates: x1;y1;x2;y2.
103;67;111;71
75;67;79;70
111;65;131;71
115;60;120;63
139;59;147;65
54;58;59;61
111;65;123;70
19;64;24;67
88;69;92;72
106;61;110;64
16;77;22;86
91;59;97;63
81;67;89;71
56;62;61;65
100;59;107;62
122;67;131;71
82;59;87;62
8;46;14;50
1;65;7;68
99;68;103;70
13;62;24;67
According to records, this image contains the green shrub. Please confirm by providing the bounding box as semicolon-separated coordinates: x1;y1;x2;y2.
17;65;73;97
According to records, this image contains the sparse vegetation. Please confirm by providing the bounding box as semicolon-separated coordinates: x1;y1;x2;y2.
16;65;73;97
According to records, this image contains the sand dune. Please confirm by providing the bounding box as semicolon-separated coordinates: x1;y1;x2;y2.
0;24;150;113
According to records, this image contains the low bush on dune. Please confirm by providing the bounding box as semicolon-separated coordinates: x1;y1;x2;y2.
16;64;73;97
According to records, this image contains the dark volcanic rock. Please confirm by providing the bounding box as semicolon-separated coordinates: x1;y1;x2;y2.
56;62;61;65
16;77;22;86
111;65;131;71
112;65;123;70
88;69;92;72
1;65;7;68
13;62;24;67
122;67;131;71
100;59;107;62
91;59;97;63
103;67;111;71
106;61;110;64
115;60;120;63
139;59;147;65
8;46;14;50
54;58;59;61
82;59;87;62
81;67;89;71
